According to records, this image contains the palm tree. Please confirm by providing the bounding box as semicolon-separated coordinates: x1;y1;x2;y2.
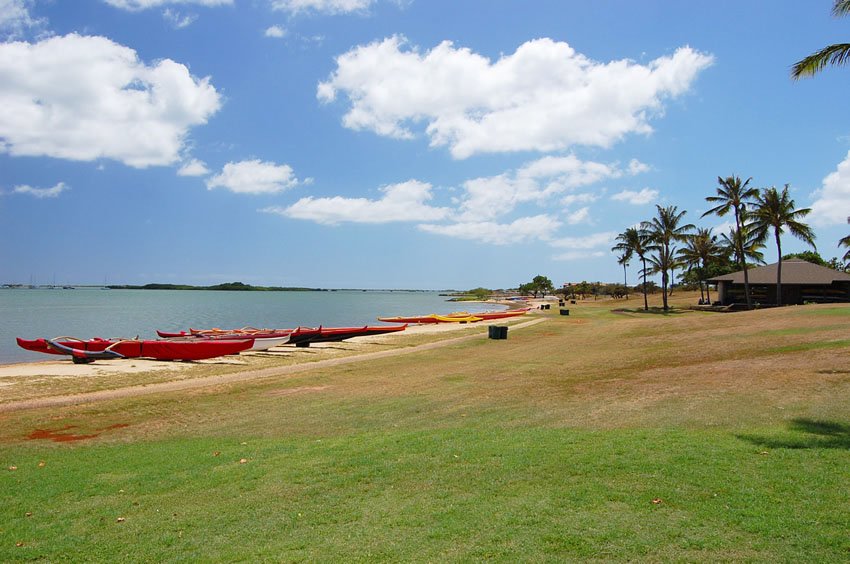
720;226;765;269
749;185;816;305
612;227;651;310
703;175;760;309
679;227;722;304
643;205;694;310
616;252;630;299
792;0;850;79
840;234;850;262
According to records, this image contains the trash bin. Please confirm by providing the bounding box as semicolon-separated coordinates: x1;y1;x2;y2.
488;325;508;339
570;300;576;304
559;301;565;306
560;308;570;316
544;304;551;310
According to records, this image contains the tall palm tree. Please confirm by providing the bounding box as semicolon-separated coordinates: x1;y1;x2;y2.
703;175;760;309
643;205;694;310
840;233;850;262
612;227;651;310
750;185;817;305
679;227;722;304
792;0;850;79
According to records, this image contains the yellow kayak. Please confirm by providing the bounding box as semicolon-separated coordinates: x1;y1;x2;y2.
432;315;483;323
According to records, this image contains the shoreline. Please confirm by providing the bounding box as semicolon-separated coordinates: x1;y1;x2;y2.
0;316;546;412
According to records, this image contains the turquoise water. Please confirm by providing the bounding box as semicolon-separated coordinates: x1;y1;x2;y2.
1;288;503;365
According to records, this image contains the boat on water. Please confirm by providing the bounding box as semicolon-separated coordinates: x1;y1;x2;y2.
377;308;529;324
16;337;253;364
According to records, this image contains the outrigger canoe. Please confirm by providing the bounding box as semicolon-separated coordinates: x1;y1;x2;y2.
157;324;408;348
377;309;528;324
17;337;253;364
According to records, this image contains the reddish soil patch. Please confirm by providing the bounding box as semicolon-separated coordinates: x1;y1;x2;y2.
26;423;129;442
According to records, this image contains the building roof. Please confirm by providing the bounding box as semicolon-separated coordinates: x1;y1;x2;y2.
708;259;850;285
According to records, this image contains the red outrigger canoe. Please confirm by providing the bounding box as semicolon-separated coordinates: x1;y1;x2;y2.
157;324;408;348
17;337;253;364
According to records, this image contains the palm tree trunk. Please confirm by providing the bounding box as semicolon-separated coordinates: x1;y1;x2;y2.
641;257;648;310
661;270;669;310
703;260;711;304
623;262;628;299
775;229;782;306
735;209;753;310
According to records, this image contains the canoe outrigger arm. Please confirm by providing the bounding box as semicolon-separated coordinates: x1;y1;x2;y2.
46;337;126;364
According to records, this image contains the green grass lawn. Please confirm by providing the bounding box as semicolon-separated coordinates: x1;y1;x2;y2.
1;297;849;561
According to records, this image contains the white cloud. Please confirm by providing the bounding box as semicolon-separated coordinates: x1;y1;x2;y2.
163;8;197;28
271;0;373;15
177;158;209;176
104;0;232;10
13;181;69;198
561;192;598;206
611;187;659;205
419;214;561;245
455;154;644;222
628;158;651;175
550;231;618;250
319;36;713;158
207;159;301;194
553;249;606;261
265;25;286;38
565;207;590;225
0;0;44;39
266;180;449;224
0;34;221;168
810;149;850;226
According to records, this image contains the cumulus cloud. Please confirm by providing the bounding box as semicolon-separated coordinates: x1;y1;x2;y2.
455;154;646;222
319;36;713;158
104;0;232;10
265;180;449;224
611;187;659;205
810;149;850;226
177;158;209;176
207;159;301;194
265;25;286;38
0;34;221;168
13;181;69;198
419;214;561;245
271;0;373;15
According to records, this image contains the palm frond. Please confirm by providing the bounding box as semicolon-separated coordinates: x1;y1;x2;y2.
792;43;850;79
833;0;850;17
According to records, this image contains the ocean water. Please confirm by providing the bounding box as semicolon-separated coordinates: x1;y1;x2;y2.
1;288;504;365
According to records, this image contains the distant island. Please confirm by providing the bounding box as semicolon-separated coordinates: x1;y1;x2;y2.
106;282;322;292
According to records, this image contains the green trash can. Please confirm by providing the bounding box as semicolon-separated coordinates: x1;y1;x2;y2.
488;325;508;339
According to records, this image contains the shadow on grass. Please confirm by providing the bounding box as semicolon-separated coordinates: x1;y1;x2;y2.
738;418;850;450
612;307;687;316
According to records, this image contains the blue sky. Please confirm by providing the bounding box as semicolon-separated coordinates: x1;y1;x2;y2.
1;0;849;290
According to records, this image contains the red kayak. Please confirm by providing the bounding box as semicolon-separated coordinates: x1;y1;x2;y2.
17;337;253;363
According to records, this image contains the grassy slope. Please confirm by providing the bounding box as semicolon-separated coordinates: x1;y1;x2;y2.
1;295;849;561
